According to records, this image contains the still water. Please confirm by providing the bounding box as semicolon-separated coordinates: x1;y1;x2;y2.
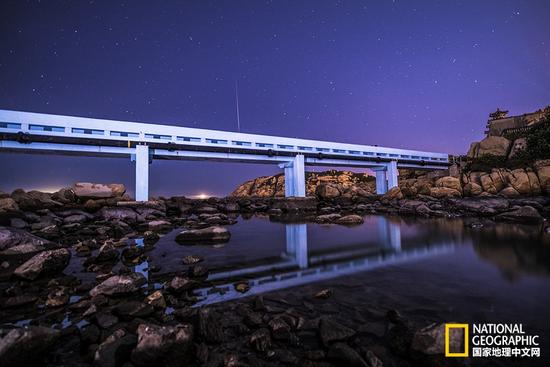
146;215;550;360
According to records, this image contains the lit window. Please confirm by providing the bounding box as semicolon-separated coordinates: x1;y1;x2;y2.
0;122;21;129
110;131;139;138
206;138;228;144
29;124;64;132
72;128;104;135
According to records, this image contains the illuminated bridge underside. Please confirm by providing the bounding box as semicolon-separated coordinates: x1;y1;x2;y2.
0;109;449;200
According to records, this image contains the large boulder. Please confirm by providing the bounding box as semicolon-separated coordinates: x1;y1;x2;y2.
0;326;60;366
434;176;462;193
463;182;483;196
315;183;341;199
480;170;506;194
90;273;147;297
476;136;511;157
381;187;403;200
0;227;51;254
72;182;126;199
13;248;71;280
534;160;550;193
131;323;194;366
429;187;461;198
507;169;538;195
175;226;231;244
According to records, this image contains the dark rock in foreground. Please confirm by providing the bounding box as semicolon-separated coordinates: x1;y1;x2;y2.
13;248;70;280
0;326;60;367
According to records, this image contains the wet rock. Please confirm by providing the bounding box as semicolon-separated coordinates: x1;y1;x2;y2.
175;226;231;244
94;329;136;367
249;328;272;352
199;308;224;342
0;226;51;254
313;289;332;299
113;301;154;320
131;324;194;367
319;318;355;346
90;273;146;297
411;322;463;355
336;214;364;225
0;326;60;367
72;182;126;199
95;241;119;262
495;206;543;224
95;312;119;329
269;317;292;340
234;282;250;293
45;286;70;307
14;248;70;280
166;275;195;293
143;231;159;246
327;342;369;367
145;290;166;309
80;324;100;346
182;255;204;265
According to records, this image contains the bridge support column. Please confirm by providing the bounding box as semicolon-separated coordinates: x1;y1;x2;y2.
387;160;398;190
374;168;388;195
280;154;305;197
134;144;149;201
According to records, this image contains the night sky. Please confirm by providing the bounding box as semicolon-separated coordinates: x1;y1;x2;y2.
1;1;549;197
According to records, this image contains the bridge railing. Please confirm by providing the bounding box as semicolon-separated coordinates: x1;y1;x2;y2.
0;109;449;164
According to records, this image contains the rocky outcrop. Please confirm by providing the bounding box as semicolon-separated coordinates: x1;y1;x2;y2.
232;170;375;198
467;136;511;158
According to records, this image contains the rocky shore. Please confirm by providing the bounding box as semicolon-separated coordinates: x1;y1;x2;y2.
0;180;548;366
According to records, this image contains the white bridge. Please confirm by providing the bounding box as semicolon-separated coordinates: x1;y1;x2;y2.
0;109;449;200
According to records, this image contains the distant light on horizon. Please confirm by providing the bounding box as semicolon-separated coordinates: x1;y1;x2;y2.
191;193;210;199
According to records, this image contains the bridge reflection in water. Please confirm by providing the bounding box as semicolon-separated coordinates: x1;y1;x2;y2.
192;217;455;307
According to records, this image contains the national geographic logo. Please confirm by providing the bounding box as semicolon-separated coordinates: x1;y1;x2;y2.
445;323;541;358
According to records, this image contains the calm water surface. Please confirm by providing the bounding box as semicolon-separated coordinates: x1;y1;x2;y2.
147;215;550;362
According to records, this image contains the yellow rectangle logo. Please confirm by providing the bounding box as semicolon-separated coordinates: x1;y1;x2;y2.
445;323;469;357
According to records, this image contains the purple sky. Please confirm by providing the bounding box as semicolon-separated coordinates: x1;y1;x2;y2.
1;1;549;197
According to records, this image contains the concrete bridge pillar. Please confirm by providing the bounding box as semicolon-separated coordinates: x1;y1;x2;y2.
133;144;150;201
387;160;398;190
373;160;399;195
280;154;306;197
374;169;388;195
